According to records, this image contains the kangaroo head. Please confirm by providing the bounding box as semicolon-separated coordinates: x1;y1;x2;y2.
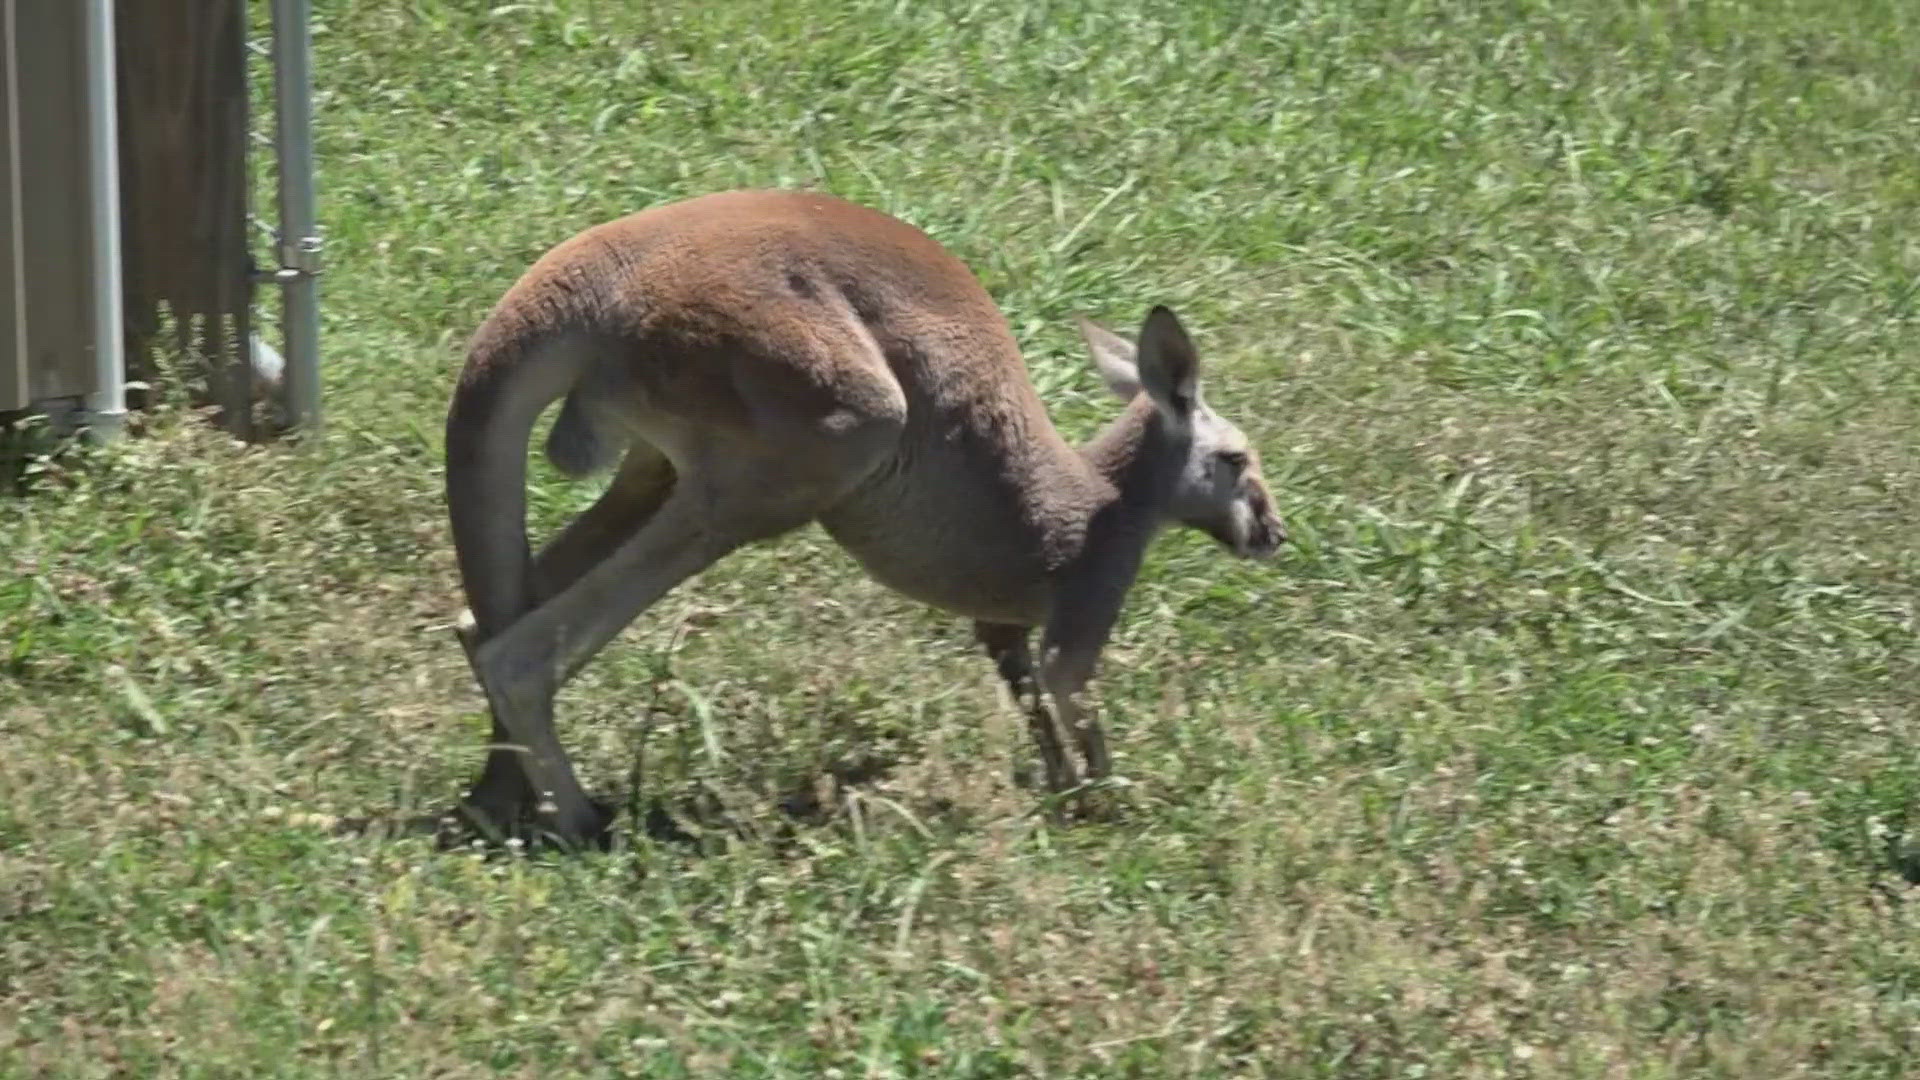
1077;306;1286;559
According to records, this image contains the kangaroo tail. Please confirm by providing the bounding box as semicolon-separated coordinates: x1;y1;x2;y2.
444;307;604;644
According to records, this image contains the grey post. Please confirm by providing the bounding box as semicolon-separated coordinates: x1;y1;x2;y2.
81;0;125;441
269;0;320;431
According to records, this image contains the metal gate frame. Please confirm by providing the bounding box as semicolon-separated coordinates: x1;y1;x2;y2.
0;0;319;442
261;0;319;433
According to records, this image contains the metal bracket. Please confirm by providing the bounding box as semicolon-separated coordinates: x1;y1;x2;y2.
278;233;324;276
251;234;323;283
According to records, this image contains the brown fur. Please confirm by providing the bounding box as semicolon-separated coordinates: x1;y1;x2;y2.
444;189;1283;843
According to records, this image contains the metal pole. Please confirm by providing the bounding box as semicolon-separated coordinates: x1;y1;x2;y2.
81;0;125;442
269;0;319;432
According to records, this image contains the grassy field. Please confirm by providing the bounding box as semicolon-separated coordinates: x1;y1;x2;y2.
5;0;1920;1074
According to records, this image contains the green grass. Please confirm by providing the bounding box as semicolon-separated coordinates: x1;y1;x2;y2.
5;0;1920;1074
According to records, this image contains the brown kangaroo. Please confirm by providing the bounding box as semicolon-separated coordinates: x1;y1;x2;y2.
444;189;1283;844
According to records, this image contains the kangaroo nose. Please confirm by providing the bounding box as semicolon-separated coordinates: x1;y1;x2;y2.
1253;516;1286;556
1246;491;1285;557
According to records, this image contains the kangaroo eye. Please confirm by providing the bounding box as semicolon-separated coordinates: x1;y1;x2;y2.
1218;451;1249;471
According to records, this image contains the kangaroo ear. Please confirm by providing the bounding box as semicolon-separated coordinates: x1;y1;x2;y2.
1135;305;1200;419
1076;315;1143;400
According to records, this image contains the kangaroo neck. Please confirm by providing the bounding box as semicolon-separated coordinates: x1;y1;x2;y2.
1056;395;1182;571
1080;396;1182;509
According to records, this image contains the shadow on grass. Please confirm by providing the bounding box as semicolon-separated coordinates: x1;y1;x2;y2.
331;751;914;858
332;744;1138;859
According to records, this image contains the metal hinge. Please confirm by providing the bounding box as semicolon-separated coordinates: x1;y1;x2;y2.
279;234;324;276
252;234;325;283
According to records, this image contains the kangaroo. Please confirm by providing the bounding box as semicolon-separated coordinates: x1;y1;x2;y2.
444;189;1284;844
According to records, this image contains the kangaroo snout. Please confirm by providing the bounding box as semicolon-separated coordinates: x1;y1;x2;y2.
1244;488;1286;557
